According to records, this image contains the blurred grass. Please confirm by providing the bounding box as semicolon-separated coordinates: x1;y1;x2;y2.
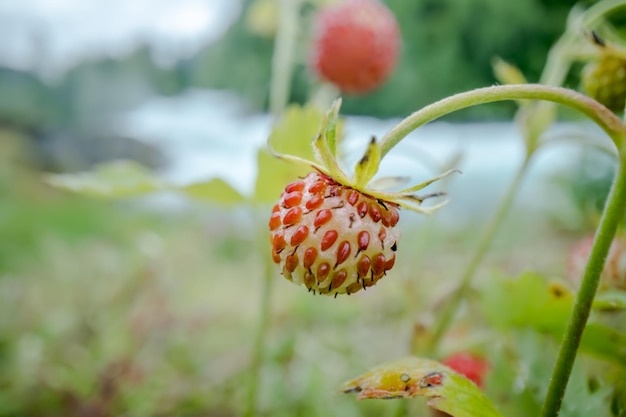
0;127;618;417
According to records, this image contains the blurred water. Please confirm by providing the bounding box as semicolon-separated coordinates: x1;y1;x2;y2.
117;89;613;225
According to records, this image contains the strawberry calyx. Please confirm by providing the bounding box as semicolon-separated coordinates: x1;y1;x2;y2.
268;99;458;215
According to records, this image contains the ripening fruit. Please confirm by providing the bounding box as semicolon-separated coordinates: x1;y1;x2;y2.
441;352;489;389
269;171;400;296
566;235;626;291
581;54;626;113
310;0;401;94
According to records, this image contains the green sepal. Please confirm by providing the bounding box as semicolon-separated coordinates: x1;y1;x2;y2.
396;169;461;194
324;98;342;157
310;99;350;184
368;176;411;191
353;136;382;188
341;357;503;417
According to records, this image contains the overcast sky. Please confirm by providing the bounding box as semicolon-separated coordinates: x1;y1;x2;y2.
0;0;242;78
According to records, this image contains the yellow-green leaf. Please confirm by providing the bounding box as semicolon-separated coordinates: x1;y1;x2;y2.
341;357;503;417
267;104;324;163
45;160;165;198
492;56;528;86
257;104;331;202
180;178;245;205
255;148;311;203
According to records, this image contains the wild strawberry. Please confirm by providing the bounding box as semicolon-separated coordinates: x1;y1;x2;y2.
268;99;456;296
270;171;400;296
581;32;626;113
441;352;489;389
566;234;626;291
310;0;401;94
581;55;626;113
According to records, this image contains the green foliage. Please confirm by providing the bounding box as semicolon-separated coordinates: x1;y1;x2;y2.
481;271;626;366
342;357;503;417
486;330;613;417
46;160;166;198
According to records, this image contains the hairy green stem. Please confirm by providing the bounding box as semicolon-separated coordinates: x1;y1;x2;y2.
269;0;300;116
244;254;275;417
426;154;533;354
379;85;624;158
541;159;626;417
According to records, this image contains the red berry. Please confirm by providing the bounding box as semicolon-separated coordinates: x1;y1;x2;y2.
310;0;401;94
269;172;401;296
441;352;489;388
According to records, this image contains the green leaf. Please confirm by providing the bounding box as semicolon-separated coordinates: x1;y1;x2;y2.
341;357;503;417
267;104;325;163
254;148;313;203
45;160;165;198
492;57;528;86
508;330;613;417
481;272;626;366
180;178;245;205
353;136;382;188
481;272;573;332
256;104;331;202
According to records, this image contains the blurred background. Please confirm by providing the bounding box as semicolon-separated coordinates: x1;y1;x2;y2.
1;0;623;416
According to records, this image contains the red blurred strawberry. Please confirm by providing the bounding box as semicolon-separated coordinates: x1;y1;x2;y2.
441;352;489;388
310;0;401;94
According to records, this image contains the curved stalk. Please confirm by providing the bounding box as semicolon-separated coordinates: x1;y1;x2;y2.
379;85;624;158
425;153;533;354
541;159;626;417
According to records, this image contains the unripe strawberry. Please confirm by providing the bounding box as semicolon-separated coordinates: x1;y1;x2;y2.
310;0;401;94
566;234;626;291
441;352;489;389
581;54;626;113
269;171;400;296
268;100;454;296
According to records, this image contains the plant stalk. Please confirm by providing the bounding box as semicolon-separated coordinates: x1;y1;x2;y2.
541;159;626;417
244;253;275;417
425;153;532;354
269;0;301;116
245;1;301;414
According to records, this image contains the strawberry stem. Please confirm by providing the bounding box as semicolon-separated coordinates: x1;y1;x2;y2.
379;85;625;158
